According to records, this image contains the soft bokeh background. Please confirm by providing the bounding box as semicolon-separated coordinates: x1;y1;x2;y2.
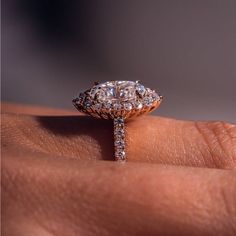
2;0;236;122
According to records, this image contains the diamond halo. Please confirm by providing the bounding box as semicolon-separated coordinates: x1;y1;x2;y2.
73;81;162;120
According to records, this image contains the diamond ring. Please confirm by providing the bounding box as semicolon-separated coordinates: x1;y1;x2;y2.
72;81;163;161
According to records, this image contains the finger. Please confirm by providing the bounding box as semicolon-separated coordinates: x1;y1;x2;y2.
1;102;78;116
2;110;236;169
127;115;236;169
2;152;236;236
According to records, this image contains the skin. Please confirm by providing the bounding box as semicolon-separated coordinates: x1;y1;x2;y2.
2;102;236;236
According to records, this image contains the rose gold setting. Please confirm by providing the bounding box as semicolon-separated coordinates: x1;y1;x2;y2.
72;81;163;161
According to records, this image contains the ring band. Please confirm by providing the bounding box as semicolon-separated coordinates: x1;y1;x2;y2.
114;117;126;161
72;80;163;161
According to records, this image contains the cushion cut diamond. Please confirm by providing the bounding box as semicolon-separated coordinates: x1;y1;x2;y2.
90;81;139;103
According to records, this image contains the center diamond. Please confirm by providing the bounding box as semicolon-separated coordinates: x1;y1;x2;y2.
90;81;140;103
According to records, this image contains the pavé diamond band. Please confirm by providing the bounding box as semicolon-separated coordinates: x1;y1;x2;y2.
72;81;163;161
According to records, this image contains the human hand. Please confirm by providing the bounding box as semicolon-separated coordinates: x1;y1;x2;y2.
2;103;236;236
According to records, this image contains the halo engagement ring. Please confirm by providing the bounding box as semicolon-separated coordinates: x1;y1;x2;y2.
72;81;163;162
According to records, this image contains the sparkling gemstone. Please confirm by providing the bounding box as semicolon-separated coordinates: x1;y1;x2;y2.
74;98;82;105
115;146;125;154
79;92;85;99
115;140;125;147
115;150;125;159
93;103;102;110
114;124;124;130
113;102;122;110
84;100;92;108
115;125;124;130
90;81;138;103
124;103;133;111
103;102;111;109
136;83;146;97
115;134;125;140
114;120;124;128
117;81;136;100
114;117;124;124
114;129;125;136
134;101;143;109
75;92;85;105
143;97;153;107
152;92;159;101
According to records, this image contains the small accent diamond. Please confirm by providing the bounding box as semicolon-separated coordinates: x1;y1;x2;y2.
124;103;132;111
93;103;101;110
115;140;125;146
103;102;111;109
143;97;153;107
84;100;92;108
113;102;122;110
135;101;143;110
115;150;126;160
152;92;159;101
114;117;124;124
115;134;125;141
136;83;146;97
114;129;124;135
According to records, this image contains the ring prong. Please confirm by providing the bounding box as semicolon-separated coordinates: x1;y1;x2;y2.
94;81;100;85
159;95;164;100
135;80;141;84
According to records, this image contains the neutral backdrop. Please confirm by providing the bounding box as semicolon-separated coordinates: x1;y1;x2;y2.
2;0;236;122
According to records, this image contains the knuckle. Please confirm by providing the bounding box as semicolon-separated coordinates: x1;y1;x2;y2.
194;121;236;169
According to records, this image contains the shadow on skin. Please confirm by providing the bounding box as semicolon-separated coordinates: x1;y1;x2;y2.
37;115;115;161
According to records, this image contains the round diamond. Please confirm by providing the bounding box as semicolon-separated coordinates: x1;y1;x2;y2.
114;129;124;136
74;98;82;105
115;134;125;141
75;92;85;105
103;102;111;109
114;119;124;128
93;103;102;110
84;100;92;108
134;101;143;110
78;92;85;99
115;146;125;154
115;140;125;147
143;97;153;107
115;150;125;160
124;103;132;111
152;92;159;101
114;123;124;130
114;117;124;124
113;102;122;110
136;83;146;97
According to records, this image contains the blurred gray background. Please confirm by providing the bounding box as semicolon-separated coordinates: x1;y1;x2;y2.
2;0;236;122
